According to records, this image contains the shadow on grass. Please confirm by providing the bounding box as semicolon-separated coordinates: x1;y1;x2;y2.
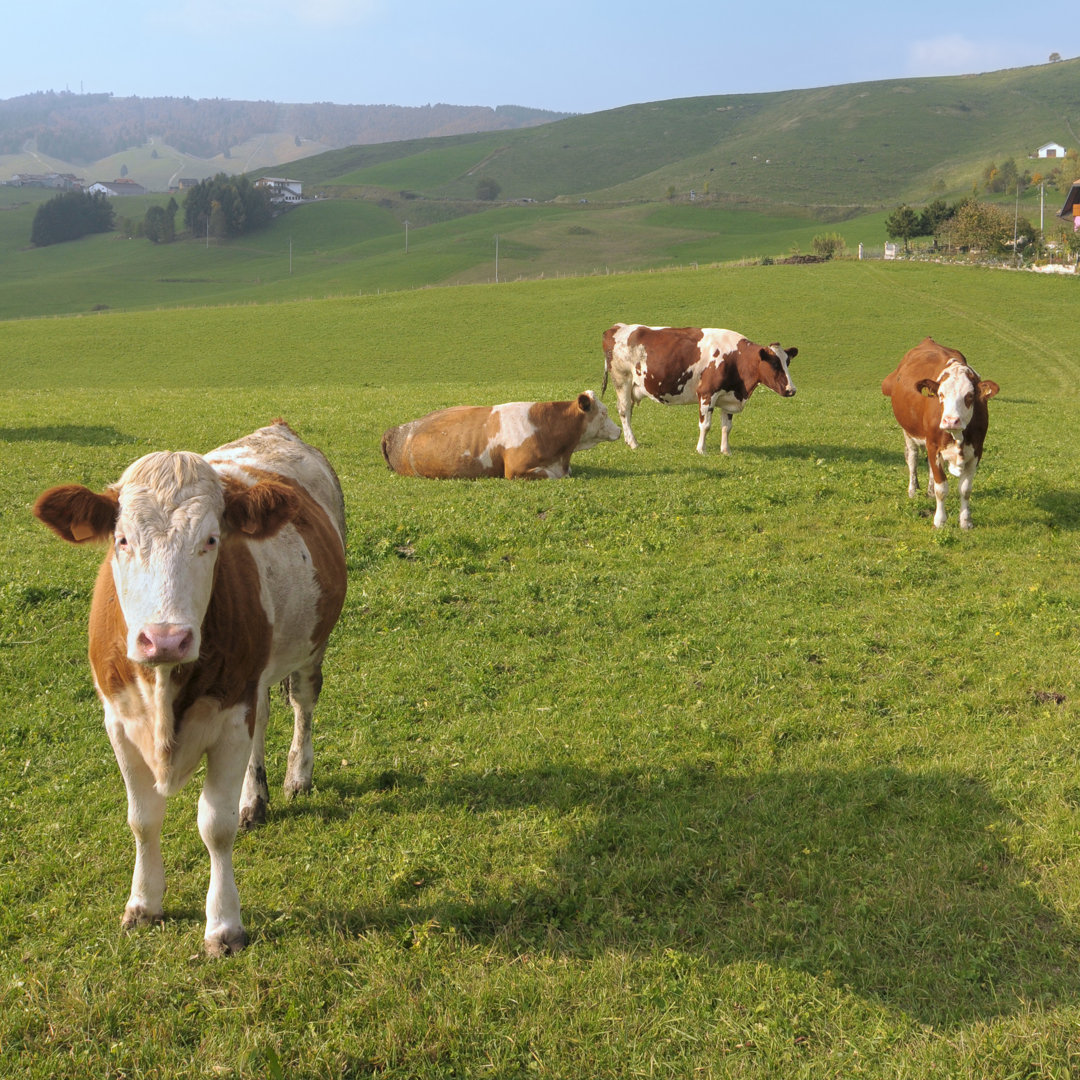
299;763;1080;1029
0;424;135;446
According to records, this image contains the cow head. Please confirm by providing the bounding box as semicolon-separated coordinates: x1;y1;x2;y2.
759;344;798;397
574;390;622;448
34;452;298;667
916;364;1000;434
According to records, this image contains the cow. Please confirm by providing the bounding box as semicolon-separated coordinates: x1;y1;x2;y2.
881;337;1000;529
381;390;620;479
32;421;347;955
601;323;799;454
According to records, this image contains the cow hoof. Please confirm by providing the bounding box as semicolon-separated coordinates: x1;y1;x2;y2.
960;519;973;530
283;777;312;801
204;928;248;957
239;799;267;830
121;904;163;931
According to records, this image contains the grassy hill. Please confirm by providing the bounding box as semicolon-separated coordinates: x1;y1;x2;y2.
2;60;1077;321
278;59;1080;211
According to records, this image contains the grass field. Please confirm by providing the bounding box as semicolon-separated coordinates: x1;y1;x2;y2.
3;260;1080;1077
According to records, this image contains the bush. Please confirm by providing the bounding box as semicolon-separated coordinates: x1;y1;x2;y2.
811;232;846;260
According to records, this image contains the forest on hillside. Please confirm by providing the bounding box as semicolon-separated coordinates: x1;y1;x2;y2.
0;92;570;163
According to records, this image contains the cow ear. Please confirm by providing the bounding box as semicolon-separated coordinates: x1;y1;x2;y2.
784;346;798;360
978;380;1000;402
222;478;300;539
33;485;118;544
915;378;940;397
577;392;594;412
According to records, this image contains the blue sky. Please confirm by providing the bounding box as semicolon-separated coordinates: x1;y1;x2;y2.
5;0;1077;113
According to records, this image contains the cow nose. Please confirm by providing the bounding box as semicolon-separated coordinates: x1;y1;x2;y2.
785;388;797;397
136;624;196;664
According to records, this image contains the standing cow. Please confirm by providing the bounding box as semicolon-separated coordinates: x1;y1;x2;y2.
601;323;798;454
32;421;347;955
881;337;1000;528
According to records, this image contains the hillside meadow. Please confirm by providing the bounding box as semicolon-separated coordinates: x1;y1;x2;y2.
3;260;1080;1078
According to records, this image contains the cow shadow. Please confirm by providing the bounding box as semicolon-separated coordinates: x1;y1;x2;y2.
263;762;1080;1029
0;424;135;446
739;441;897;467
1034;491;1080;530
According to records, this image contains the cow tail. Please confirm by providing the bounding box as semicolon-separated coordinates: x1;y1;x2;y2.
601;328;615;398
380;429;398;471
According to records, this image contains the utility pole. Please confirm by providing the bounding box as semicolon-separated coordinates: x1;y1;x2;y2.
495;234;499;283
404;220;410;253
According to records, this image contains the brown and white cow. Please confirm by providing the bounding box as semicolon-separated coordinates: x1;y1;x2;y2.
33;421;347;955
381;390;620;479
601;323;799;454
881;337;1000;529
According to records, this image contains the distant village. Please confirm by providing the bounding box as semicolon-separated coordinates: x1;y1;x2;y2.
1;172;305;203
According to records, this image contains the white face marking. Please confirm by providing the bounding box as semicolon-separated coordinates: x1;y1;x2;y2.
575;394;621;450
110;452;224;665
935;363;977;433
771;345;797;395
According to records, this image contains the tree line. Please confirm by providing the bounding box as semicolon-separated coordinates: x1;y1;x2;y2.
30;174;274;246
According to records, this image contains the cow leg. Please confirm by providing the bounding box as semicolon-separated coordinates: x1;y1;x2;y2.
238;687;271;829
958;464;978;529
927;456;948;528
106;708;167;929
696;401;713;455
199;705;251;956
283;663;324;799
903;433;920;497
616;382;638;449
719;412;734;456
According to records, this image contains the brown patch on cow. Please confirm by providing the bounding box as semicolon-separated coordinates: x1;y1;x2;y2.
627;326;706;401
88;555;137;698
170;540;272;734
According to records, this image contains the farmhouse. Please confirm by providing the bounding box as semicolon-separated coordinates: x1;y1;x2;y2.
1034;141;1068;158
1057;180;1080;220
87;178;147;196
7;172;83;189
255;177;303;204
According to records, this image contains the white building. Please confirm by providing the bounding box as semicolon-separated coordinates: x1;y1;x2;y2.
1034;142;1068;159
255;177;303;204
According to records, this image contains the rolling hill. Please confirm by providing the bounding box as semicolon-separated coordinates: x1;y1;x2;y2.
0;92;571;191
1;60;1077;321
274;59;1080;212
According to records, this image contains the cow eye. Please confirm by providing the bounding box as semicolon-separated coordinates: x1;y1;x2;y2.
116;535;129;552
203;535;219;553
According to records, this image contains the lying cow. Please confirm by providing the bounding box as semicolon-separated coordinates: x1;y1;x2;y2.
381;390;620;479
33;421;347;955
881;337;1000;528
601;323;798;454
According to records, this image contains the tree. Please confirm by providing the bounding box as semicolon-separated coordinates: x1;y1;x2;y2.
143;197;178;244
475;177;500;201
30;190;115;246
884;204;920;251
1050;52;1062;62
937;201;1014;254
182;173;272;238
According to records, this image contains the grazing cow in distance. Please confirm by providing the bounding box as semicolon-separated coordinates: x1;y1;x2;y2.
381;391;620;479
33;421;348;955
601;323;799;454
881;337;1000;528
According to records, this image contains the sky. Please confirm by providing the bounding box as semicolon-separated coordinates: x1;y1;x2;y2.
4;0;1078;115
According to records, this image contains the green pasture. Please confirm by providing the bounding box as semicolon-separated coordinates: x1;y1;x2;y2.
0;182;903;321
3;260;1080;1078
